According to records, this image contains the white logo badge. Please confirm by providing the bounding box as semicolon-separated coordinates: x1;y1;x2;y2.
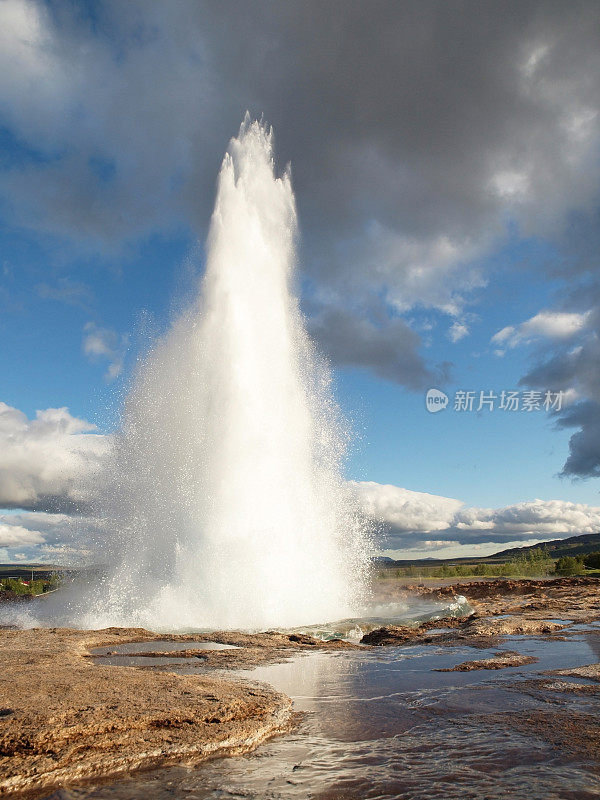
425;388;449;413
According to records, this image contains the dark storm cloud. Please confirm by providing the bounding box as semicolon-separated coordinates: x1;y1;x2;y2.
188;0;600;318
556;402;600;479
1;0;600;385
307;302;451;389
519;298;600;478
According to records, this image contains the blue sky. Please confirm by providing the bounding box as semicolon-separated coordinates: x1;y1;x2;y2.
2;209;590;509
1;0;600;562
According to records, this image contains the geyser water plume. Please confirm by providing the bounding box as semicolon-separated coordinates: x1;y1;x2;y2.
82;117;370;630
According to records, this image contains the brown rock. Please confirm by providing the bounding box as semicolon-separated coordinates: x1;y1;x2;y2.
0;627;293;798
434;651;538;671
548;662;600;682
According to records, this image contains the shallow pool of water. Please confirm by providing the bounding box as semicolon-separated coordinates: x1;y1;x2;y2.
295;596;471;641
44;629;600;800
90;640;238;668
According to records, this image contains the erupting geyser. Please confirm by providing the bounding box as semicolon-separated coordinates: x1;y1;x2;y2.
82;117;370;630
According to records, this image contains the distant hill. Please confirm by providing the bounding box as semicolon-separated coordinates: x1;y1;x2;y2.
376;532;600;567
492;532;600;561
0;564;65;580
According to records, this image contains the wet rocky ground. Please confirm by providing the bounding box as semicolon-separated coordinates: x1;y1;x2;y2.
367;575;600;647
1;577;599;799
0;628;294;798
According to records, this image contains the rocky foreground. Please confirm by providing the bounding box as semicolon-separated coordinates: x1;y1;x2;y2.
0;628;283;798
366;576;600;768
1;577;599;798
366;575;600;646
0;627;360;798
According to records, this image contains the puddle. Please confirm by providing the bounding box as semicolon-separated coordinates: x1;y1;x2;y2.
423;627;455;635
90;639;238;668
569;621;600;632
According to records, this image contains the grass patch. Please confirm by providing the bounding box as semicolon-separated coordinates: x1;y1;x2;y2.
0;575;59;596
377;548;600;580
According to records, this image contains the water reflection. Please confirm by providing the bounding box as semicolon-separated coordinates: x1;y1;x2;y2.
44;631;600;800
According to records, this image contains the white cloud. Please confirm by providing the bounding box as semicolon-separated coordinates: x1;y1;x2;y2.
0;523;44;547
358;224;485;317
453;499;600;537
0;510;103;564
448;321;469;343
82;322;128;381
491;310;591;349
352;480;600;552
0;402;110;511
351;481;463;533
